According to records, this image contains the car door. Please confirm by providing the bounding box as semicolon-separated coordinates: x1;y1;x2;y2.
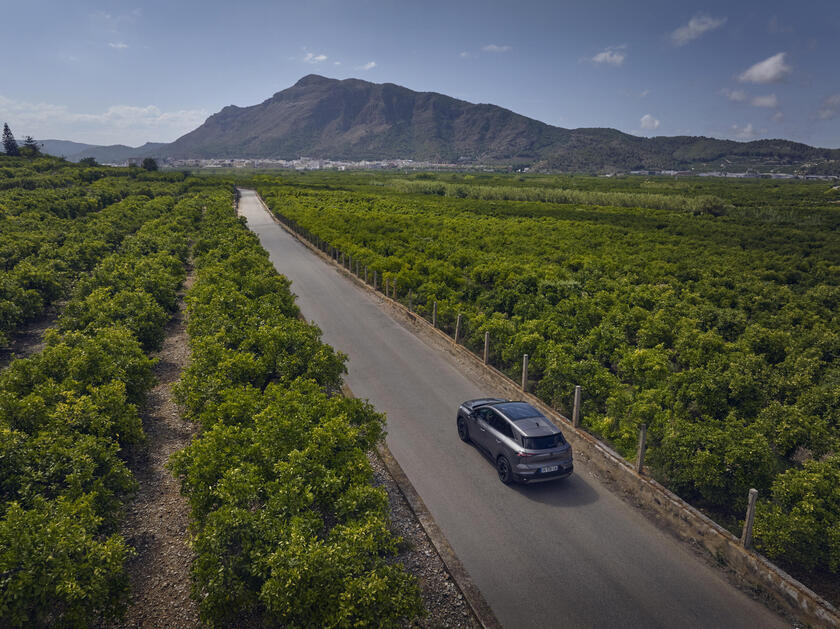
472;407;493;452
486;409;514;458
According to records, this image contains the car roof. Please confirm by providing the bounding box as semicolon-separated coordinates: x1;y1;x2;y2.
492;401;543;420
462;399;561;436
491;402;560;436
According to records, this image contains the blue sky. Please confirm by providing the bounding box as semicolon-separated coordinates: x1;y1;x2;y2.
3;0;839;147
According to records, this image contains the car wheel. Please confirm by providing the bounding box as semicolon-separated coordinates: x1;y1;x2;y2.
457;416;470;442
497;456;513;485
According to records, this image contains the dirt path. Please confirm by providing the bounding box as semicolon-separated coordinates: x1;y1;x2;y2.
112;270;201;629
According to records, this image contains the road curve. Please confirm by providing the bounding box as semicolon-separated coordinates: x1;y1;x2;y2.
237;189;788;629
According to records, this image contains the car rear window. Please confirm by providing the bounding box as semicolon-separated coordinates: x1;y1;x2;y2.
496;402;542;420
523;433;566;450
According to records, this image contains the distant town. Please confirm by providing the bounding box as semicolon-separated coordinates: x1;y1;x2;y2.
144;156;477;172
118;156;840;180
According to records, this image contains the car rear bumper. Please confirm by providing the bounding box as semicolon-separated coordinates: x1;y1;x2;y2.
515;463;574;483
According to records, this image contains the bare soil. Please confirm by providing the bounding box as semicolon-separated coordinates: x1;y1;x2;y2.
109;270;202;629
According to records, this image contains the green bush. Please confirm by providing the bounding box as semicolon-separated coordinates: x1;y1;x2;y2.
0;496;133;628
755;455;840;571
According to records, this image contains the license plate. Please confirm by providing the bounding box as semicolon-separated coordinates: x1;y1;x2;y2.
540;465;559;473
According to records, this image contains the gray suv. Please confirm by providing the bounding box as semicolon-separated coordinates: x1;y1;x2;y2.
457;398;573;484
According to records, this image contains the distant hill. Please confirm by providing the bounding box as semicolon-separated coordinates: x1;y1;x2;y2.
44;76;840;173
39;140;167;164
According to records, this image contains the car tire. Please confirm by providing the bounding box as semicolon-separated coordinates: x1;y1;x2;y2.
497;456;513;485
457;416;470;442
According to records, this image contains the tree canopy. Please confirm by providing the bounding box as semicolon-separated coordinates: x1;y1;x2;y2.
3;123;19;156
20;136;40;158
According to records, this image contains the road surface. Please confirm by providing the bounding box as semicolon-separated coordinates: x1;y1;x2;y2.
237;189;788;629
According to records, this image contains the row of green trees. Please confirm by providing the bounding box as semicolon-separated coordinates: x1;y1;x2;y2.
0;158;231;347
0;192;205;627
255;178;840;575
169;195;423;627
0;195;172;346
389;178;732;215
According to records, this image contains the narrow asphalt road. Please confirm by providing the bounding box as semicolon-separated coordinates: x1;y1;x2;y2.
237;189;788;629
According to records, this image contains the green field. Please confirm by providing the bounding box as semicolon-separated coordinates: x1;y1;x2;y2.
247;170;840;577
0;158;424;627
3;156;838;623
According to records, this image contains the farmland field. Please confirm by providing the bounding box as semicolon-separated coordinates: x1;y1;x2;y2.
0;158;431;627
248;170;840;583
2;155;838;624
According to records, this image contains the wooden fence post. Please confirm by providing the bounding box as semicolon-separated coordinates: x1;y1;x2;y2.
573;385;581;428
483;331;490;364
741;489;758;549
636;424;647;474
432;301;437;328
521;354;529;392
454;313;462;344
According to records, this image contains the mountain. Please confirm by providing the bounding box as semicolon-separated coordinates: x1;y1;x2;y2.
161;75;839;173
44;76;840;173
162;74;572;163
39;140;167;164
38;139;99;159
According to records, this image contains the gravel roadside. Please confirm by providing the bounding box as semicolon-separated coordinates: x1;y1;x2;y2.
368;451;481;629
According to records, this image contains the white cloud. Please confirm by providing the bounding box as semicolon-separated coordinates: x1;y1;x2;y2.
108;42;128;49
303;52;328;64
817;94;840;120
772;111;784;123
721;88;748;102
592;47;625;66
731;122;766;140
751;94;778;108
670;15;727;46
482;44;511;53
0;95;208;145
334;61;341;66
357;61;376;71
640;89;650;98
640;114;660;130
737;52;792;84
